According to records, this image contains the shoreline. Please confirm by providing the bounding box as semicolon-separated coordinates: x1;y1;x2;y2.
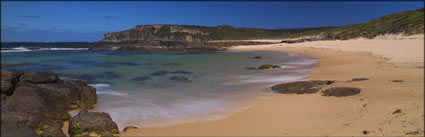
120;35;424;136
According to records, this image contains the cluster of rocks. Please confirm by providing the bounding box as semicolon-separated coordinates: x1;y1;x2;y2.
0;70;119;137
89;40;277;53
270;80;362;97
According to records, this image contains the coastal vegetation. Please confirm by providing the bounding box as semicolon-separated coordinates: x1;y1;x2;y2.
101;8;424;42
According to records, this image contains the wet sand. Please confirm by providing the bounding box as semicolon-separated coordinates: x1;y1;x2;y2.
119;35;424;136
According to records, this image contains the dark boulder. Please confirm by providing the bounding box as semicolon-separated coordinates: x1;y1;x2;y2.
69;110;119;137
351;78;369;81
2;82;69;120
321;87;361;97
310;80;336;85
1;70;23;95
258;64;281;70
20;71;59;84
34;80;97;109
270;81;320;94
270;80;335;94
1;123;39;137
1;70;97;137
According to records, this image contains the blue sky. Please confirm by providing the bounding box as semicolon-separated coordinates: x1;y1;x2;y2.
1;1;424;42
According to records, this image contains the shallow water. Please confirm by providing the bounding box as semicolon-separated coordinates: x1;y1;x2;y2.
1;45;317;129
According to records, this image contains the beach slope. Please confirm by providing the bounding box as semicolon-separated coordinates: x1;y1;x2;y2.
120;35;424;136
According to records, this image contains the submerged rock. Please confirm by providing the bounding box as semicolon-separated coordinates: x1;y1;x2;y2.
258;64;281;70
321;87;361;97
169;76;192;82
69;110;119;137
133;76;151;81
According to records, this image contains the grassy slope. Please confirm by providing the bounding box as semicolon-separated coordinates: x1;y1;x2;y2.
320;8;424;40
102;8;424;41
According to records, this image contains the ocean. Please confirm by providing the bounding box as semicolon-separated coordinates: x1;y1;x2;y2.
1;42;317;129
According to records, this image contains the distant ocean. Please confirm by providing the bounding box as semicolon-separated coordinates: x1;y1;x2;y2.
1;42;317;129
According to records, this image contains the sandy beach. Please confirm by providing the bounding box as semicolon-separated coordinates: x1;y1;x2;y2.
118;34;424;136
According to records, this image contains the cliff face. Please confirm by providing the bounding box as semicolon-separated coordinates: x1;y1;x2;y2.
100;24;337;42
100;8;424;42
101;25;212;42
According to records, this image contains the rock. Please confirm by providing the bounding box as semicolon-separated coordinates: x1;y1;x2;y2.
1;93;8;105
258;64;281;70
391;80;404;82
309;80;335;85
281;39;306;44
133;76;151;81
363;130;370;135
393;109;402;114
35;80;97;109
20;71;59;84
63;80;97;109
1;123;39;137
169;76;191;82
1;70;97;137
69;110;119;137
321;87;361;97
351;78;369;81
245;67;258;70
122;126;138;132
2;82;69;120
250;56;263;59
1;70;23;95
270;81;321;94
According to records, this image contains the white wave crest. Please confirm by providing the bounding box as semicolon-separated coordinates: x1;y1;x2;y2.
1;47;88;52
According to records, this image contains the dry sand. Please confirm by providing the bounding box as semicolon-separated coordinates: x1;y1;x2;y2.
120;35;424;136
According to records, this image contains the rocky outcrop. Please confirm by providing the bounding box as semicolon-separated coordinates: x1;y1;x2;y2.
69;110;119;137
90;40;276;53
1;70;97;137
321;87;361;97
270;80;334;94
101;25;211;42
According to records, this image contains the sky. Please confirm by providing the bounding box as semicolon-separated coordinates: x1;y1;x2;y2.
1;1;424;42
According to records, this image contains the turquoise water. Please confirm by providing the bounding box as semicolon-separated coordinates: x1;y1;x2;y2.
1;47;317;129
